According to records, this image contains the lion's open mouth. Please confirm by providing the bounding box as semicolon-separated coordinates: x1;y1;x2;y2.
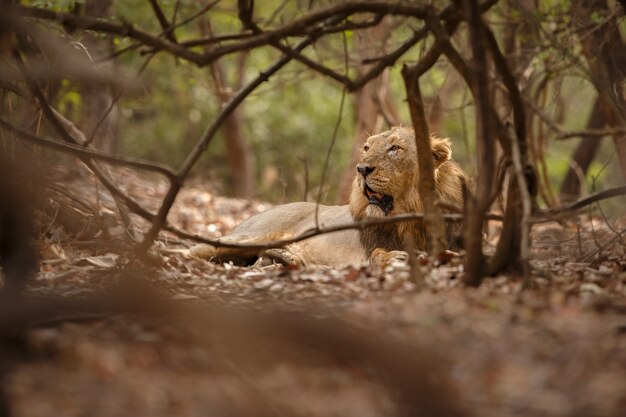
363;184;393;215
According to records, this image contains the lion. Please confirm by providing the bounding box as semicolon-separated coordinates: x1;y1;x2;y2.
190;126;469;268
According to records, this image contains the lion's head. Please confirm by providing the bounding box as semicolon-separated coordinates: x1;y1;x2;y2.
348;126;468;250
349;126;458;218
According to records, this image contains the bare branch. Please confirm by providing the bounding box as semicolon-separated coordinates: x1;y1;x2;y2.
0;117;177;181
533;185;626;223
148;0;177;42
137;33;326;253
186;211;504;251
14;4;204;64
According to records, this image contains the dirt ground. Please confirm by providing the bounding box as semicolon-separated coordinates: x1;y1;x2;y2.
3;169;626;417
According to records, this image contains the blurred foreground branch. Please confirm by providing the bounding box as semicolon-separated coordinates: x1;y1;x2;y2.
0;277;465;417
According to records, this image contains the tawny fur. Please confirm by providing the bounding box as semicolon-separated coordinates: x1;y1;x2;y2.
190;126;470;267
349;126;469;254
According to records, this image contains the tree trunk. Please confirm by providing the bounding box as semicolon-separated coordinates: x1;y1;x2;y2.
577;0;626;182
337;21;397;203
559;98;604;201
402;66;447;255
200;19;255;198
337;75;386;202
461;0;496;285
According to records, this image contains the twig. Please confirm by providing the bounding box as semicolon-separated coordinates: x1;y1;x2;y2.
12;45;180;242
180;31;256;48
578;227;626;262
165;0;220;37
555;127;626;140
525;97;626;140
576;223;583;257
148;0;177;42
86;53;155;146
103;1;221;62
315;31;348;229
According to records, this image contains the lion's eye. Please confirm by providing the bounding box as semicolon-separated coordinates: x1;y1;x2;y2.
363;145;370;151
388;145;400;153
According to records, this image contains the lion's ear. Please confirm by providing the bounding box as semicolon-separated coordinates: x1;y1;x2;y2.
431;138;451;168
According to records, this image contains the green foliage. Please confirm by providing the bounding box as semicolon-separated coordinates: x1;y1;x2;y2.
40;0;621;206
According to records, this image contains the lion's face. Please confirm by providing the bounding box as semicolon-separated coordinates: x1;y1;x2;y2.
349;126;451;219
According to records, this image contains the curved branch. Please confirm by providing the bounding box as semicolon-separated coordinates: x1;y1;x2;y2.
0;118;177;181
533;185;626;223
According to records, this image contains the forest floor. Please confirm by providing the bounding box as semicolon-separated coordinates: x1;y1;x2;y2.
5;169;626;417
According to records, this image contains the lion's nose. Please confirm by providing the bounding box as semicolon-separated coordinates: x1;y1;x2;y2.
356;165;375;177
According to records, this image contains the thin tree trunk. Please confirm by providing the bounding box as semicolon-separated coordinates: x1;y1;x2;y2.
200;19;255;198
337;76;385;202
462;0;496;285
337;21;397;203
577;0;626;182
559;98;604;201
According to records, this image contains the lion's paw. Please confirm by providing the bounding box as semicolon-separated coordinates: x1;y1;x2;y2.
259;248;304;267
370;248;409;269
188;244;217;259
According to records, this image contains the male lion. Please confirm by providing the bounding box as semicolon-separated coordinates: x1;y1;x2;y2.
190;126;469;268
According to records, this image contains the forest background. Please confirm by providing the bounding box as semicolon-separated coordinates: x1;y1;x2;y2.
21;0;626;209
1;1;626;416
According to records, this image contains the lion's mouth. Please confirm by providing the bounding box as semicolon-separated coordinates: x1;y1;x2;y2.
363;184;393;215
